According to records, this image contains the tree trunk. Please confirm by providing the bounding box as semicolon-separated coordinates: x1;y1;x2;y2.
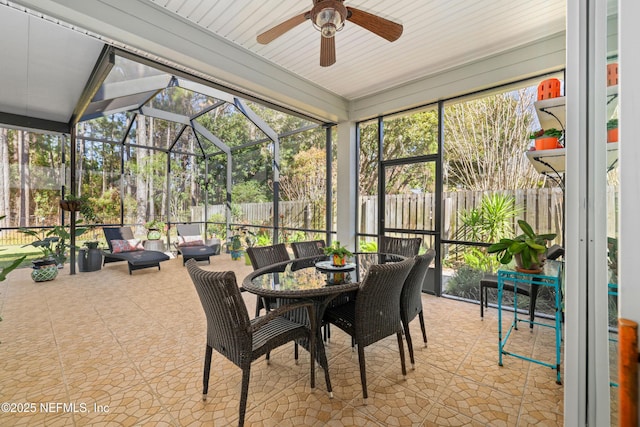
0;128;9;228
135;115;148;235
18;130;30;227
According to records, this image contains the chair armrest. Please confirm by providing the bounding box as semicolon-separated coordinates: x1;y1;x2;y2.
249;300;316;333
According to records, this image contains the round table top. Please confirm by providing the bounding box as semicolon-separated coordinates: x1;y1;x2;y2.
242;252;403;298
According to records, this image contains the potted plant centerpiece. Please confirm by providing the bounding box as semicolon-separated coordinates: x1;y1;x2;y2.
487;220;556;273
324;241;353;267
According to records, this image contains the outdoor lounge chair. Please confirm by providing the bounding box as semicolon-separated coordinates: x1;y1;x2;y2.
176;224;219;266
102;227;169;274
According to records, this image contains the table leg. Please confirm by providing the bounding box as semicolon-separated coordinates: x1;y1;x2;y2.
498;276;503;367
555;282;562;384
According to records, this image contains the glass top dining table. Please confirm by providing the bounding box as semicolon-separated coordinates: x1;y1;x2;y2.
241;252;406;396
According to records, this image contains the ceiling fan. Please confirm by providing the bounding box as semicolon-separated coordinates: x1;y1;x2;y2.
257;0;403;67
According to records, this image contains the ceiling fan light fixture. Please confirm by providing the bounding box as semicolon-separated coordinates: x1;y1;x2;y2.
311;1;347;38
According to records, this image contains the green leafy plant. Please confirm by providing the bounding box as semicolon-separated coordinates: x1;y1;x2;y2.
145;219;165;230
20;224;87;265
487;220;556;270
607;118;618;130
359;240;378;253
324;241;353;258
529;128;563;139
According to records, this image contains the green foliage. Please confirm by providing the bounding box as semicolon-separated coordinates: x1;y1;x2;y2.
445;265;483;300
529;128;563;139
283;230;306;244
457;193;521;244
462;247;499;272
232;180;268;203
255;233;272;247
487;220;557;269
608;237;618;283
207;214;227;239
607;118;618;130
324;241;353;258
19;224;87;263
359;240;378;253
144;219;165;230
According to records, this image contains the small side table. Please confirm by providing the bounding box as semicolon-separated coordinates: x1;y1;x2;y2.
144;240;165;252
498;260;563;384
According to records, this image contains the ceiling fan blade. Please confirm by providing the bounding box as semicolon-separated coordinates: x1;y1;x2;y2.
257;11;309;44
346;7;403;42
320;35;336;67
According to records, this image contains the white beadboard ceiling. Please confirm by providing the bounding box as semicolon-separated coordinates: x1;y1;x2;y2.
1;0;566;130
146;0;566;100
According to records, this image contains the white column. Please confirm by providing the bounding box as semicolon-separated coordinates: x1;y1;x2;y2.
336;121;357;252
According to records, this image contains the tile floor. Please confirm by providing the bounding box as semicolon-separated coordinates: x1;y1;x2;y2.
0;254;566;426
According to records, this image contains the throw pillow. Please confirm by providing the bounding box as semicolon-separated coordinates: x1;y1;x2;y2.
178;235;205;247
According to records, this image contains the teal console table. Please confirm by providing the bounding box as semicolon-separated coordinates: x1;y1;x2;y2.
497;260;563;384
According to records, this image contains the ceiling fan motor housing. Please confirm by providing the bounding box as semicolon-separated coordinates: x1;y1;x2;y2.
312;0;347;38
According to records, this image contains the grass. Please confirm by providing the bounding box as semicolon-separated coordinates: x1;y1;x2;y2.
0;245;42;268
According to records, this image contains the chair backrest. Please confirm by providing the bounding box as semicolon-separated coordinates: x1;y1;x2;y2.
177;223;202;238
379;236;422;258
186;259;252;367
546;245;564;260
355;257;415;347
246;244;290;271
400;249;436;323
103;227;135;252
291;240;326;259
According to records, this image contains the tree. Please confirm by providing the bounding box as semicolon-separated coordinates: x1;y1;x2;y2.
444;89;542;191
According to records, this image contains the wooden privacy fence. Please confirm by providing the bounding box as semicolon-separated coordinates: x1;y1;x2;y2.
359;188;568;245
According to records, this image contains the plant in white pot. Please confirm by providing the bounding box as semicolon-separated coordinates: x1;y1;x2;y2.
487;220;557;273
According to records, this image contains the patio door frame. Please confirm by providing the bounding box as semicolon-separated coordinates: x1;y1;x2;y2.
377;104;444;295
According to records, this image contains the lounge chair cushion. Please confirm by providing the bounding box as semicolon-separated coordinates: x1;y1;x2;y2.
111;239;145;253
177;235;205;247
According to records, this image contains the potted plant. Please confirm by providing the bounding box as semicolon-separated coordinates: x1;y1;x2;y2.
230;234;243;260
529;128;564;150
324;241;353;266
607;118;618;143
59;194;85;212
20;224;87;280
145;219;165;240
487;219;556;273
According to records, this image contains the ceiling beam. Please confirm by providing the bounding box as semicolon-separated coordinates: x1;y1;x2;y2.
69;45;115;126
12;0;350;123
0;111;70;134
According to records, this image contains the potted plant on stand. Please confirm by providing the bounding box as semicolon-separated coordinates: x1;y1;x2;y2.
145;219;165;241
487;220;556;273
324;241;353;267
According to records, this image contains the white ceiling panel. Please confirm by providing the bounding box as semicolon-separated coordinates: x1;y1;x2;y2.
145;0;566;99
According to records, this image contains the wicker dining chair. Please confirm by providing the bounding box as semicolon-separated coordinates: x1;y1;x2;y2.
186;260;316;427
379;236;422;259
401;249;436;368
291;240;326;259
323;257;415;402
246;244;290;317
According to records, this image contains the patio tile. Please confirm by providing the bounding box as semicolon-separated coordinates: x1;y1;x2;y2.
0;257;571;425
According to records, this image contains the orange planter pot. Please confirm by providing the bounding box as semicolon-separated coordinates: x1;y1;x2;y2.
607;63;618;86
535;137;561;150
537;78;562;100
608;128;618;143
